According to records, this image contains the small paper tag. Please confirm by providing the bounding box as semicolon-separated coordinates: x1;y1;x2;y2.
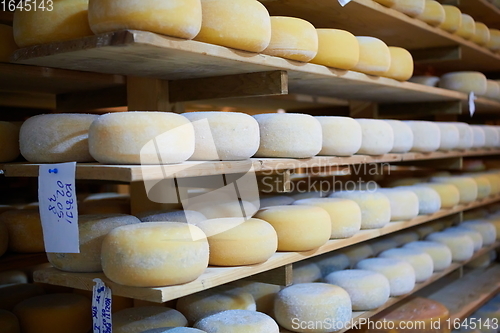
38;162;79;253
338;0;352;6
92;279;112;333
469;91;476;117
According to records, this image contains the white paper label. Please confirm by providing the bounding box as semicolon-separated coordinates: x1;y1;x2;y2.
469;91;476;117
338;0;352;6
92;278;112;333
38;162;79;253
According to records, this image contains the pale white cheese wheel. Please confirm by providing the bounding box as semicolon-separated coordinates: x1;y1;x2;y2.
0;209;44;253
324;269;390;311
430;176;478;204
274;283;352;332
259;195;294;209
312;253;350;277
194;310;279;333
470;125;486;148
383;120;413;153
416;1;445;27
447;122;473;149
379;248;434;282
229;281;281;315
182;112;259;161
395;186;442;215
341;244;375;268
316;116;362;156
311;29;360;70
356;258;416;296
487;29;500;52
293;198;362;238
329;191;391;229
485;80;500;100
20;114;97;163
263;16;318;62
375;188;419;221
472;22;491;46
439;5;462;33
456;14;476;40
404;121;441;152
393;0;425;17
293;261;322;284
194;0;271;52
352;37;391;76
383;47;414;81
439;72;487;95
253;113;322;158
356;119;394;155
461;220;497;245
435;122;459;151
0;122;20;162
0;25;16;62
137;210;207;223
113;307;188;333
369;238;399;256
403;241;452;271
409;76;440;86
444;227;483;251
480;125;500;147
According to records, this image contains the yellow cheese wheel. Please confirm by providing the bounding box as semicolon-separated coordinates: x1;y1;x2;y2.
310;29;360;70
114;307;188;333
487;29;500;52
0;209;44;253
13;0;93;47
439;71;487;95
382;47;414;81
456;14;476;40
472;22;491;46
431;176;478;204
485;80;500;100
416;1;445;27
439;5;462;33
13;293;91;333
0;122;20;162
373;0;396;6
352;37;391;76
467;175;492;199
0;309;20;333
194;0;271;52
419;183;460;208
194;310;279;333
263;17;318;62
229;281;281;315
393;0;425;17
88;0;201;39
0;25;17;62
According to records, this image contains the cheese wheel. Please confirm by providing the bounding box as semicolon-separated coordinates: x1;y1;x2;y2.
176;287;256;324
482;173;500;194
194;218;277;266
430;176;478;203
403;241;452;271
293;198;362;238
292;262;322;284
259;195;294;209
0;25;16;63
194;310;279;333
182;112;259;161
466;175;491;199
373;0;396;7
352;37;391;76
448;122;473;149
47;214;140;273
310;29;359;70
0;122;19;162
409;76;440;86
0;284;45;311
141;329;205;333
389;231;420;246
324;270;390;310
415;225;436;239
355;119;394;155
194;0;271;52
487;217;500;239
13;0;92;47
316;116;362;156
435;122;459;151
20;114;97;163
439;5;462;33
439;72;487;95
0;271;27;286
253;113;322;158
456;14;476;40
471;22;491;46
101;222;209;287
254;205;331;251
471;126;486;148
461;220;496;245
88;0;201;39
485;80;500;100
419;183;460;208
274;283;352;332
0;209;44;253
404;120;441;152
487;29;500;51
375;189;419;221
383;120;413;153
330;191;391;229
312;253;350;277
383;47;414;81
393;0;425;17
356;258;416;296
369;238;399;256
13;293;91;333
341;244;375;268
395;185;442;215
480;125;500;147
137;210;207;223
114;307;188;333
229;281;281;315
417;1;445;27
89;112;195;164
263;17;318;62
0;309;20;333
444;227;483;251
379;248;434;282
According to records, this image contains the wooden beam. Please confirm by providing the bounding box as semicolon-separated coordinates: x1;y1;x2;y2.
0;91;55;109
350;101;378;118
411;46;462;64
397;157;463;170
257;170;292;193
127;76;171;111
241;264;293;286
56;86;127;112
379;101;462;119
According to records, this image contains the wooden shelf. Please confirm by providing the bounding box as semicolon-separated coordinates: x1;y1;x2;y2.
0;252;48;273
32;195;500;303
442;0;500;30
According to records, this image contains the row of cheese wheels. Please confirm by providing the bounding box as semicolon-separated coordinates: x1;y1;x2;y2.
2;112;498;165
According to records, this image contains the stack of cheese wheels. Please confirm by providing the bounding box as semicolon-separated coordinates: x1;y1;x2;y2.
375;188;419;221
439;5;462;33
352;37;391;76
194;309;280;333
435;122;459;151
439;72;487;95
292;261;322;284
20;114;98;163
253;113;322;158
393;0;425;17
137;209;207;223
182;112;260;160
230;281;281;315
369;237;399;255
471;125;486;148
383;120;413;153
379;248;434;282
313;253;350;277
0;25;17;62
382;47;414;81
416;1;445;27
356;258;416;296
355;119;394;155
461;220;497;245
311;29;359;70
0;121;20;162
485;80;500;100
113;307;188;332
419;183;460;208
13;0;93;47
0;209;44;253
487;29;500;52
263;16;318;62
88;0;202;39
430;176;478;204
292;197;362;238
315;116;362;156
394;185;441;215
341;243;375;267
444;226;483;251
456;14;476;40
403;241;452;271
194;0;271;52
409;75;440;86
404;121;441;152
449;122;473;149
472;22;491;46
89;112;195;164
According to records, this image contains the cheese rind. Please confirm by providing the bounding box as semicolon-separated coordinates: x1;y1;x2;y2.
430;176;478;204
480;125;500;147
427;230;475;260
313;253;350;277
383;120;413;153
0;25;17;62
355;119;394;155
352;37;391;76
229;281;281;315
393;0;425;17
394;186;441;215
439;5;462;33
470;126;486;148
375;189;419;221
456;14;476;40
0;209;44;253
316;116;362;156
485;80;500;100
341;244;375;268
461;220;497;245
487;29;500;52
439;72;487;95
356;258;416;296
404;120;441;152
194;310;279;333
113;307;188;333
448;122;473;149
435;122;459;151
379;248;434;282
292;262;322;284
403;241;452;271
417;1;445;27
383;47;414;81
310;29;360;70
472;22;491;46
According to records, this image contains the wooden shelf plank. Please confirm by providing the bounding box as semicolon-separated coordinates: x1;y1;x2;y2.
443;0;500;30
32;195;500;303
0;252;48;273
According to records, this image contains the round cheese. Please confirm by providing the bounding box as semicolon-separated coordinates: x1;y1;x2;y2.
403;241;452;271
409;76;440;86
419;183;460;208
485;80;500;100
355;119;394;155
263;16;318;62
292;261;322;284
0;284;45;311
182;111;259;161
274;283;352;332
89;112;195;164
375;188;419;221
13;0;92;47
316;116;362;156
404;120;441;152
0;309;20;333
439;72;487;95
0;209;44;253
461;220;496;245
456;14;476;40
293;198;362;238
480;125;500;147
137;210;207;223
383;120;413;153
114;307;188;333
312;253;350;277
393;0;425;17
194;0;271;52
487;29;500;52
439;5;462;33
448;122;473;149
395;185;441;215
417;1;445;27
471;125;486;148
176;286;256;324
383;47;414;81
472;22;491;46
101;222;209;287
465;175;491;199
311;29;359;70
229;281;281;315
341;244;375;268
373;0;396;7
482;173;500;194
379;248;434;282
13;293;91;333
444;227;483;251
0;25;16;63
352;37;391;76
254;205;331;251
430;176;478;203
194;309;279;333
253;113;322;158
20;114;97;163
369;238;399;256
435;122;459;151
356;258;416;296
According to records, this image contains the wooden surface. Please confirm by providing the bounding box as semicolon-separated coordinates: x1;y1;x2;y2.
32;195;500;303
0;252;48;273
442;0;500;30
